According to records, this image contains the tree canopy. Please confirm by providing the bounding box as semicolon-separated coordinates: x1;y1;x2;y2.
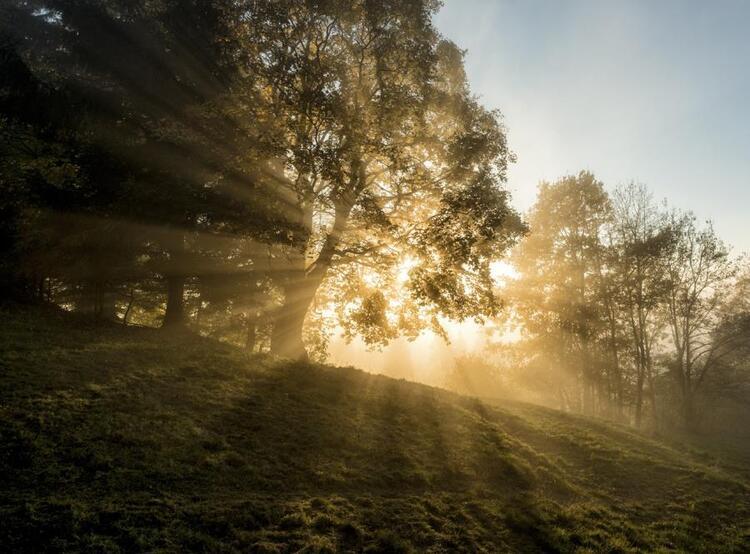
1;0;525;360
2;0;747;434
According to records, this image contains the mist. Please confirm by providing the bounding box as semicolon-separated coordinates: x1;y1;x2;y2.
2;0;749;551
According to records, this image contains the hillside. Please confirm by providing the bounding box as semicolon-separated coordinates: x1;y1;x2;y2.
1;308;748;553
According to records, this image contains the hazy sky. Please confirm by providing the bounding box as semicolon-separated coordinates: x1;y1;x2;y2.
330;1;749;374
433;0;750;253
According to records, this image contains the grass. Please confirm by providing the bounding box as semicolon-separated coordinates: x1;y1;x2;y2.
1;306;749;552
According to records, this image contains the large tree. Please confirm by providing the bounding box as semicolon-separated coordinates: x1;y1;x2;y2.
241;0;525;359
4;0;286;325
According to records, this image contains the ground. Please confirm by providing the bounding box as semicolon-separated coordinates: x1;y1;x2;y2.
1;307;749;552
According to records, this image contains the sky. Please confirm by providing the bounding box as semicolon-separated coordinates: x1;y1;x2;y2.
433;0;750;254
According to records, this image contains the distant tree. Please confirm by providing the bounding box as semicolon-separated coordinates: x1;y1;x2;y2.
608;184;673;427
700;265;750;423
509;172;611;415
663;214;739;431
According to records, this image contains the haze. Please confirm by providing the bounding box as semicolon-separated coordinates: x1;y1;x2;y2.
331;0;750;375
3;2;750;549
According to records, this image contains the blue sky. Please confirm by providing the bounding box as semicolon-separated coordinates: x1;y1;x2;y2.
434;0;750;253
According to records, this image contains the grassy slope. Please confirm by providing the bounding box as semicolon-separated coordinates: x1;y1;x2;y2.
1;308;748;553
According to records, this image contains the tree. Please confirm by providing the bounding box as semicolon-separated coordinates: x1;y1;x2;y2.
0;31;78;302
241;0;525;359
608;184;672;427
663;214;739;431
700;265;750;427
5;0;289;325
509;172;611;415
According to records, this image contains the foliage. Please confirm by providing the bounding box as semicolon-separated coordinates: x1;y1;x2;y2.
501;174;749;432
507;172;612;415
1;0;524;360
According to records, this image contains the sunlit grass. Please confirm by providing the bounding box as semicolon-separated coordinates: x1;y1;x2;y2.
1;307;748;551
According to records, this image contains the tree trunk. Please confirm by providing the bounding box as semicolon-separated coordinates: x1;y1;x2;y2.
607;312;624;420
246;311;258;353
270;195;355;360
270;276;318;360
581;337;593;416
683;391;697;433
163;275;185;328
122;288;135;326
162;233;186;328
646;360;658;429
98;287;117;321
634;370;644;428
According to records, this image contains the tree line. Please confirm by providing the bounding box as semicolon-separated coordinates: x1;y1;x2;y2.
494;172;749;433
2;2;747;434
1;0;525;359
